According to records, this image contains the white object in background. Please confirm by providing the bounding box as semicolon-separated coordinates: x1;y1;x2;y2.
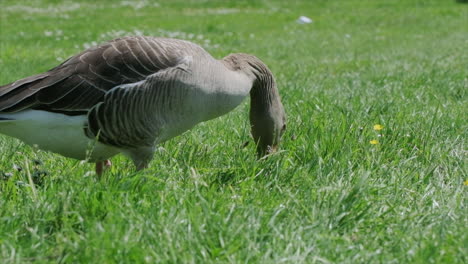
297;16;313;24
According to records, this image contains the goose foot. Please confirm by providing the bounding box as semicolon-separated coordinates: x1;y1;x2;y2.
95;160;112;176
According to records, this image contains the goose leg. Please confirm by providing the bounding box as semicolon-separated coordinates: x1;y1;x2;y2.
136;162;149;171
95;160;112;176
126;147;154;171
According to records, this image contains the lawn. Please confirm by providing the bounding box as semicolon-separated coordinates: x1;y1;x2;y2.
0;0;467;263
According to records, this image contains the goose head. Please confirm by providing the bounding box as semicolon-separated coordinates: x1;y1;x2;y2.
223;53;287;157
246;55;286;157
250;97;286;156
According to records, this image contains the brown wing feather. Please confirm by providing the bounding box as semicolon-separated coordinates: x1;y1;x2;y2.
0;36;194;114
0;73;48;97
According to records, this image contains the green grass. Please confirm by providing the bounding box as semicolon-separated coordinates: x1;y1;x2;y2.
0;0;467;263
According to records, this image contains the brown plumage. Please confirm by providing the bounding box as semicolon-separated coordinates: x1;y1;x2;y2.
0;36;191;113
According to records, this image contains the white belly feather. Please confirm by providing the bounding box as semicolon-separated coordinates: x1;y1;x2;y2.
0;110;119;161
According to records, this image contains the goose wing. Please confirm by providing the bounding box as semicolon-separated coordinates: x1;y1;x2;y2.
84;66;193;167
0;36;195;114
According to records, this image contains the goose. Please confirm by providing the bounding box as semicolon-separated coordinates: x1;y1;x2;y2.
0;36;286;175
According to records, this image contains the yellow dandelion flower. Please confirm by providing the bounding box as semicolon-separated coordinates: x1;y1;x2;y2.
370;140;379;145
464;179;468;186
373;124;384;131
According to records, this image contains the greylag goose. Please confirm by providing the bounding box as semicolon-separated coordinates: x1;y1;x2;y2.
0;36;286;175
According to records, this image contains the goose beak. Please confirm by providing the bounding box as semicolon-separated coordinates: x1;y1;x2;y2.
268;145;278;154
257;144;278;158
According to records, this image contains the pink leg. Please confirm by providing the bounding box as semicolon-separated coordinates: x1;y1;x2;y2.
104;160;112;167
95;160;112;176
